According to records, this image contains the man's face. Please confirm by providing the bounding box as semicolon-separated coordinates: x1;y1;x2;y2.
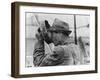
51;32;63;46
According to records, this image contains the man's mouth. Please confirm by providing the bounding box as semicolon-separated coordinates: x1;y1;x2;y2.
53;41;62;46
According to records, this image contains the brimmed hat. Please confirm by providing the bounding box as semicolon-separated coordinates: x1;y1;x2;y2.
48;18;72;36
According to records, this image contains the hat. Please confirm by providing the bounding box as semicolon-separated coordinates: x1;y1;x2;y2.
48;18;72;36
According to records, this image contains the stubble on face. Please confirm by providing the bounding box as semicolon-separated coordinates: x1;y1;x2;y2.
52;32;63;46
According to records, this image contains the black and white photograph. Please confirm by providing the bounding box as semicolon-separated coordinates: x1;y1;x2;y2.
11;2;97;78
25;13;90;67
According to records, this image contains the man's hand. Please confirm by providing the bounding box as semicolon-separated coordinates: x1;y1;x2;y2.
51;46;64;60
35;29;44;42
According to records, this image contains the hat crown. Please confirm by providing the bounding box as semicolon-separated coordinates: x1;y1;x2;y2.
52;18;69;30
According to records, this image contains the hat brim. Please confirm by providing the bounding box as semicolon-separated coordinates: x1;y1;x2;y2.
63;30;72;35
48;29;72;35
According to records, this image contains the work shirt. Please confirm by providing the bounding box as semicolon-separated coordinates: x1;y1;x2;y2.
33;39;81;66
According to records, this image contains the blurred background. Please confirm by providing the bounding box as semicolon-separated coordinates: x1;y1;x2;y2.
25;12;90;67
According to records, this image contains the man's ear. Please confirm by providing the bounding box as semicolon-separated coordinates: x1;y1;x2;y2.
45;20;51;29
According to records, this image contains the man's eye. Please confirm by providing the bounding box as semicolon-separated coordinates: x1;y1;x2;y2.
54;31;58;33
85;43;89;46
53;51;56;54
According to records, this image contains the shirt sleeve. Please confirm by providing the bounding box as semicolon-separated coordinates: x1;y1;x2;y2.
71;44;81;65
33;40;46;66
33;41;64;66
61;44;81;65
39;46;64;66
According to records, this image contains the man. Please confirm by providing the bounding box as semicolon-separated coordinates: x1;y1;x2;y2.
33;18;80;66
